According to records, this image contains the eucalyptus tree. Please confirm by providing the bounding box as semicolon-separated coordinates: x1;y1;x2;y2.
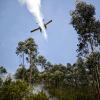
70;1;100;56
70;1;100;98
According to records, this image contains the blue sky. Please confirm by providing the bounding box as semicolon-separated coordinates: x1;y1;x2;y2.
0;0;100;73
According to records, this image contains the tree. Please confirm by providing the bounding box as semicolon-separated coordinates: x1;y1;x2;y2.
0;66;7;86
45;61;53;71
25;37;38;84
70;1;100;56
38;55;47;70
70;2;100;98
16;37;38;84
38;55;53;72
85;52;100;98
0;66;7;75
16;41;26;67
44;64;66;87
75;57;88;87
15;65;26;80
25;67;39;84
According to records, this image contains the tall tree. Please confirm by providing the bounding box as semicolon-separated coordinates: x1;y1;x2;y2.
70;1;100;56
25;37;38;84
70;2;100;98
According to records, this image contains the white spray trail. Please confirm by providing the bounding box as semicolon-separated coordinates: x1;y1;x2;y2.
19;0;47;39
75;0;82;4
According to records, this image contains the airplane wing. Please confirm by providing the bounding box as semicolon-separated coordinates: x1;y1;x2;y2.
45;20;52;25
30;27;40;33
31;20;52;33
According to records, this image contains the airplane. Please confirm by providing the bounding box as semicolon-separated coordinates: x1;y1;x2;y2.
30;20;52;33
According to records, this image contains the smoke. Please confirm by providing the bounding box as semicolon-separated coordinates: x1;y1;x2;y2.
75;0;82;3
18;0;47;40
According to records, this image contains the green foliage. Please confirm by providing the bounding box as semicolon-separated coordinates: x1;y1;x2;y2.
0;79;49;100
16;37;39;84
25;37;38;55
37;55;53;71
70;1;100;97
0;66;7;75
0;80;32;100
39;55;99;99
15;65;39;84
16;41;26;55
41;64;66;87
70;1;100;56
0;66;7;87
86;52;100;71
38;55;47;69
85;52;100;94
15;66;26;80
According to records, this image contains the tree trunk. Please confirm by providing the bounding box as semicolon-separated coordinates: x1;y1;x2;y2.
92;53;100;99
95;65;100;99
22;52;24;67
29;52;32;84
90;39;94;53
22;52;24;80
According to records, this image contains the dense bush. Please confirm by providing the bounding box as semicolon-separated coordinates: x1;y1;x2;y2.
0;79;31;100
0;79;49;100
